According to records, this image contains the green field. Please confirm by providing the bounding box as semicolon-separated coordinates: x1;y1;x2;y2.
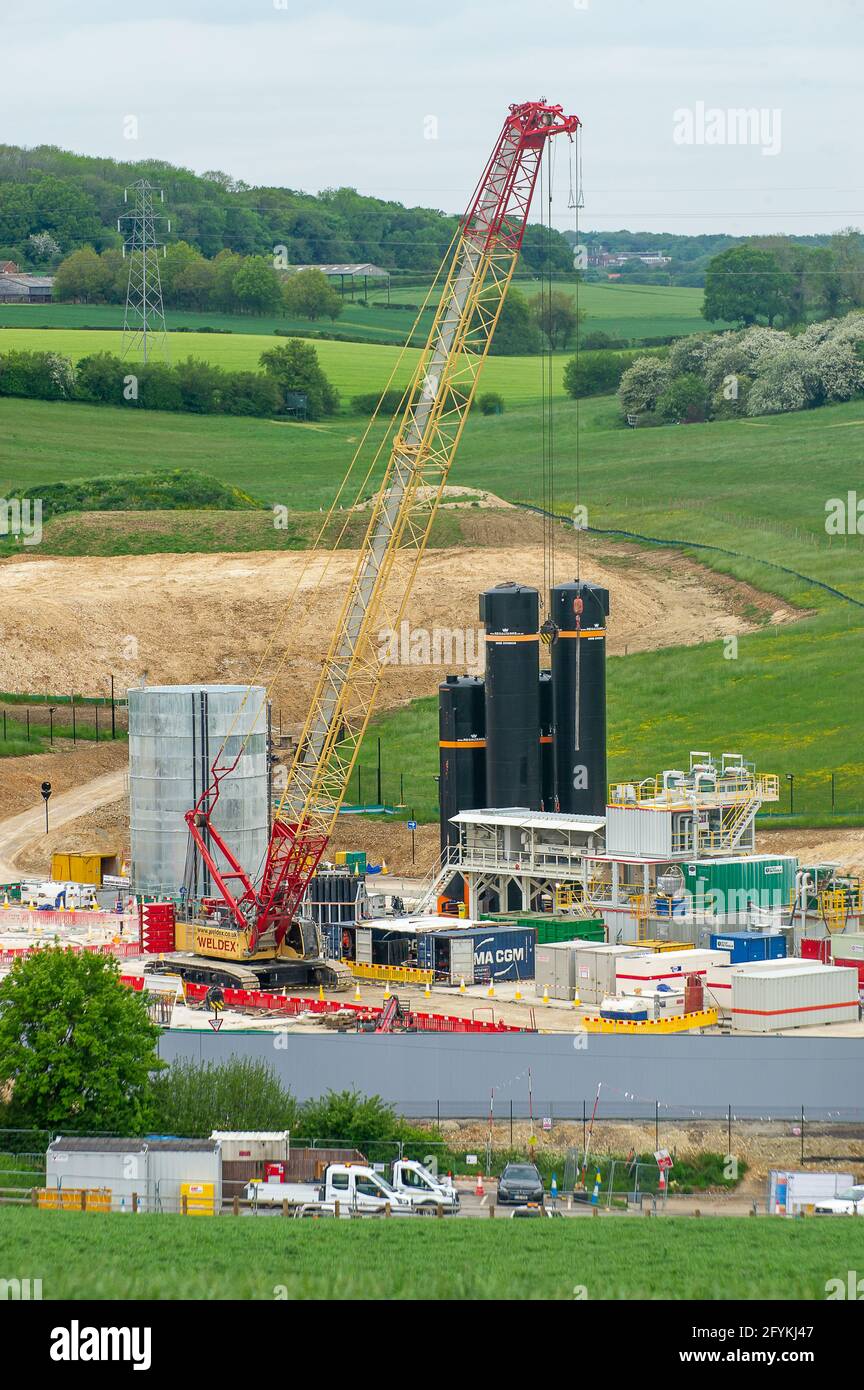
0;326;564;406
0;1208;855;1299
367;278;727;341
0;280;723;346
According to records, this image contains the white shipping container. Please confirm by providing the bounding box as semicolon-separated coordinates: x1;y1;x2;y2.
616;948;729;988
572;944;649;1006
535;942;578;1000
731;966;859;1033
705;957;813;1016
605;806;674;857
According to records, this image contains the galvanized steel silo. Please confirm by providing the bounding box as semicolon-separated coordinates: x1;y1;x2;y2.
128;684;270;896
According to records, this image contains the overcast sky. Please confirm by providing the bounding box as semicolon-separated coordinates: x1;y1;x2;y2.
2;0;861;237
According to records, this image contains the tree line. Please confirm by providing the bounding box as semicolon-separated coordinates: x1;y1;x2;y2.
0;339;340;419
0;143;574;275
701;235;864;327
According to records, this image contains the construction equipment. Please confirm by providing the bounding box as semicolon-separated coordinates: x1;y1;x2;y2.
162;101;579;991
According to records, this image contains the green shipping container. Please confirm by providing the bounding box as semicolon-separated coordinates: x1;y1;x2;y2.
681;855;797;912
345;851;367;874
480;913;605;944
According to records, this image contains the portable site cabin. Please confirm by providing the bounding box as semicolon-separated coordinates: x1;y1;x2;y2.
45;1137;221;1214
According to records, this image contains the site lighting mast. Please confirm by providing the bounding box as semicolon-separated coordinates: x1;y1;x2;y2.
118;179;170;363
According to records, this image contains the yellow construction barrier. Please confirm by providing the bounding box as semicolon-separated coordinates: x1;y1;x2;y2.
37;1187;112;1212
582;1009;718;1035
348;962;433;986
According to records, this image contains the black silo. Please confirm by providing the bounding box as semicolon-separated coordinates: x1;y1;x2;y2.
438;674;486;856
539;669;555;811
480;582;540;809
549;579;610;817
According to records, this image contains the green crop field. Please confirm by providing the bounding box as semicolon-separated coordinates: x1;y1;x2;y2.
0;280;723;346
0;326;565;406
0;301;432;347
367;277;727;341
0;1208;854;1300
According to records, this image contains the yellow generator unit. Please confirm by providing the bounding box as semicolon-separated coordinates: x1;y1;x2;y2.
181;1181;216;1216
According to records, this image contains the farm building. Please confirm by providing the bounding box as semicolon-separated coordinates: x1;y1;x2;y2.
0;272;54;303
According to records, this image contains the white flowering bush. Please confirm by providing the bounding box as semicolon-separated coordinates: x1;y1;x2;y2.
667;334;717;377
617;310;864;423
745;347;817;415
810;339;864;402
830;311;864;350
46;353;76;399
617;357;671;415
737;325;791;372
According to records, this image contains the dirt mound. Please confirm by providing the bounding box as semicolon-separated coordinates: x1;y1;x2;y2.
0;522;799;726
759;826;864;875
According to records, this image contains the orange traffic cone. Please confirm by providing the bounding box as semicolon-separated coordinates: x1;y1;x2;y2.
475;1172;485;1198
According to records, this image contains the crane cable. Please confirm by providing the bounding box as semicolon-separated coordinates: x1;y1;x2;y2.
571;124;582;584
203;225;464;773
569;128;583;748
539;140;555;609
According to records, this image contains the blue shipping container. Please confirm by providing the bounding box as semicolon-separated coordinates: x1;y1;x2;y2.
417;925;536;982
710;931;787;964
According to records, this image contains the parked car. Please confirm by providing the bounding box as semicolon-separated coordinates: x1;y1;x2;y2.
496;1162;544;1206
814;1185;864;1215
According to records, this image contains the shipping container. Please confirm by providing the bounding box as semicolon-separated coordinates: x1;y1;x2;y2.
681;855;797;921
571;943;650;1006
480;912;605;945
604;805;675;858
704;957;810;1015
615;948;729;989
417;923;536;984
730;965;858;1033
51;851;119;885
535;942;579;999
709;930;787;964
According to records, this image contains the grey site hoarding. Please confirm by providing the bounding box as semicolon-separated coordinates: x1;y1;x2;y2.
157;1030;864;1120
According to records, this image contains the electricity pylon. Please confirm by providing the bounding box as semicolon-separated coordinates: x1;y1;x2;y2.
118;179;169;362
